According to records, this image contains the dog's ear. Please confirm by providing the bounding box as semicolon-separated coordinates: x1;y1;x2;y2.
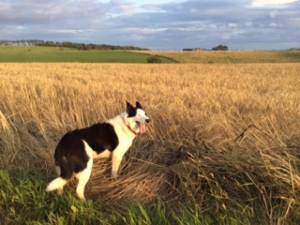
126;101;136;117
136;101;143;109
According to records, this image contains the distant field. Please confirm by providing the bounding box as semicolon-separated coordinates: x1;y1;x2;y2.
148;50;300;63
0;47;176;63
2;47;300;64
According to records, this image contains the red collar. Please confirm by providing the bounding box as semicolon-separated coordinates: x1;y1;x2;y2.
122;117;139;135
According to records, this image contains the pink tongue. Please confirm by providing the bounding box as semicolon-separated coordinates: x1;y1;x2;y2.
139;124;146;134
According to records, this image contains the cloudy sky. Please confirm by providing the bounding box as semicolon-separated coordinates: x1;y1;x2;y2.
0;0;299;49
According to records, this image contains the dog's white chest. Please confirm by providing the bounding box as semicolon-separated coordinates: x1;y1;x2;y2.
114;140;132;155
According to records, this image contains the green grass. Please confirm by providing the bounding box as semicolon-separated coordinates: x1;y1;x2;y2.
0;170;269;225
0;47;176;63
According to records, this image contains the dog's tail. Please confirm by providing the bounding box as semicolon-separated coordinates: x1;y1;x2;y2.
46;177;67;192
46;156;71;192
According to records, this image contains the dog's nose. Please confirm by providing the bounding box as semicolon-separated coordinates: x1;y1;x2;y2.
146;118;151;123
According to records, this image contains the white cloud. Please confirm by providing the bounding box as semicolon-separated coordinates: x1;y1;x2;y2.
16;25;25;30
126;27;167;34
251;0;298;7
48;29;87;34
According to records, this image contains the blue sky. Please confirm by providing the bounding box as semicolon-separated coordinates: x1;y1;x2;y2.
0;0;299;49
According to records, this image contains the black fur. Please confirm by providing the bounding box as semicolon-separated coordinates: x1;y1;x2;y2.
136;101;143;109
126;101;144;117
126;101;136;117
54;123;119;179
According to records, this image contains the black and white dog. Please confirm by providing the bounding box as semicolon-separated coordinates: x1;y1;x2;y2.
46;101;150;200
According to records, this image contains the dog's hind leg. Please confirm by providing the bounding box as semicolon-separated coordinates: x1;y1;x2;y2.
75;158;93;201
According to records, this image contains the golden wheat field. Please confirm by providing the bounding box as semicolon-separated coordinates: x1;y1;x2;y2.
146;50;300;63
0;63;300;224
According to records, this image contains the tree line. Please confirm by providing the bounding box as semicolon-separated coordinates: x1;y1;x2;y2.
0;40;148;51
183;44;229;51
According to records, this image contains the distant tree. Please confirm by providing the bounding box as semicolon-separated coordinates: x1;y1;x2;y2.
183;48;208;51
212;45;229;51
183;48;193;51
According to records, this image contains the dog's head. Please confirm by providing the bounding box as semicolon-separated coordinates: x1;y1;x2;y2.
125;101;150;134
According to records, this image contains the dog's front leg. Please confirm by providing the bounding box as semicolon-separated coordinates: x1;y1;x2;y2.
112;150;126;178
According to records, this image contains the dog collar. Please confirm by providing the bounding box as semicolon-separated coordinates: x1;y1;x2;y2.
122;117;139;136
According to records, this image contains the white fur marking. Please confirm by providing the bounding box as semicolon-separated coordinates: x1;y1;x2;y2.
112;149;127;178
73;140;94;201
136;108;149;123
94;150;111;159
112;155;121;178
108;114;137;178
75;158;93;201
82;140;94;158
46;177;67;192
55;166;61;176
